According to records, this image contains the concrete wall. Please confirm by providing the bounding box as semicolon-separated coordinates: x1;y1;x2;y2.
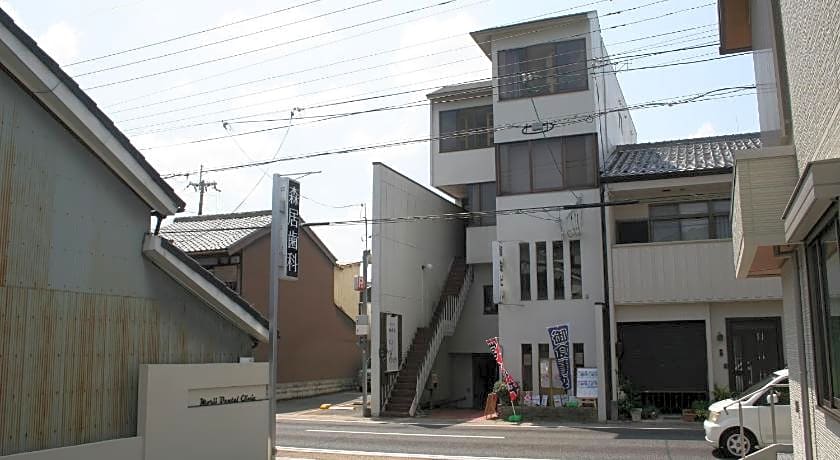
448;264;498;354
429;93;495;188
241;231;360;384
0;63;252;456
779;0;840;171
335;262;362;320
138;363;269;460
371;163;465;415
466;226;495;264
489;16;598;144
495;188;607;419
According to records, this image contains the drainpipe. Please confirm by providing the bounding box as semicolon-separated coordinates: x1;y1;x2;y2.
599;182;614;419
152;212;163;235
774;245;813;460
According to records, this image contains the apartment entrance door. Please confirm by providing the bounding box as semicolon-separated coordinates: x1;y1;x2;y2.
472;354;498;409
727;317;783;394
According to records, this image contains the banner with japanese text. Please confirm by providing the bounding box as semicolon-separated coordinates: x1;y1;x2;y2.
547;324;571;392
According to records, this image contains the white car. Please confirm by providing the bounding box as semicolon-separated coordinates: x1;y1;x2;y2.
704;369;791;457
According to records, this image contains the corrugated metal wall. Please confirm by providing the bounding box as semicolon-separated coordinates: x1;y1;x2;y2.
0;65;252;455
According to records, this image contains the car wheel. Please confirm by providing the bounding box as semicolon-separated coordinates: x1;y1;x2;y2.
720;427;757;458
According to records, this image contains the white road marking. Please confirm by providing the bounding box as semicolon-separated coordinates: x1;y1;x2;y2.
276;446;553;460
305;429;504;439
276;415;698;431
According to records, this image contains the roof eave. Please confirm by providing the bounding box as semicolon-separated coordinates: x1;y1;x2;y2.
0;11;184;215
142;234;269;342
600;167;733;184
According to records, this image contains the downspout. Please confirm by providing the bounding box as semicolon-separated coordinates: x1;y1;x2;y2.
152;211;163;235
775;244;813;460
599;182;613;419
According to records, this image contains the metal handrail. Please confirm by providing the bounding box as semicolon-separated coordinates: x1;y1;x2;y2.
408;264;472;416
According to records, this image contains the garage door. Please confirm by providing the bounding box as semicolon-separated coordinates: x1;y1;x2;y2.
617;321;707;393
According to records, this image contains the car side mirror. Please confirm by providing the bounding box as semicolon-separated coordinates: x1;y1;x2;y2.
766;392;779;405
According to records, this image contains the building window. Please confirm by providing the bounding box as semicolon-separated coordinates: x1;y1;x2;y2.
806;207;840;415
519;242;531;301
483;285;498;314
570;240;582;299
552;240;564;300
536;242;548;300
497;134;598;195
497;38;588;100
647;199;732;242
465;182;496;227
521;344;533;392
439;105;494;152
616;221;649;244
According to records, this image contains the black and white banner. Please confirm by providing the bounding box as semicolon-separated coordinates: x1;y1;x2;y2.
547;324;571;391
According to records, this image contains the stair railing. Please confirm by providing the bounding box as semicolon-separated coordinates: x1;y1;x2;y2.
408;263;473;416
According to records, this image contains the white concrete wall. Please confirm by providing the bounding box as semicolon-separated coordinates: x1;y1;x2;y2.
429;93;496;188
138;363;269;460
0;438;143;460
495;188;607;419
371;163;465;415
612;240;782;304
466;225;495;264
448;264;499;353
490;15;598;144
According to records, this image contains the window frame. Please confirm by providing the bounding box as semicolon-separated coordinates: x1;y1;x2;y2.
497;38;589;101
570;240;582;299
465;182;497;227
519;242;531;301
648;199;732;242
438;105;494;153
806;205;840;417
496;134;599;196
482;285;498;315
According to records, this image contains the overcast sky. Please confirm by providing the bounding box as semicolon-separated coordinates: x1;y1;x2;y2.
1;0;758;262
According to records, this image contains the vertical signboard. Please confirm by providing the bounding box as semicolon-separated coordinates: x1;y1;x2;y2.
385;315;399;372
491;241;504;304
282;178;301;280
547;324;572;392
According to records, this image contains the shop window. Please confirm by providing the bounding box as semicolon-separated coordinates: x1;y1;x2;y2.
521;344;533;392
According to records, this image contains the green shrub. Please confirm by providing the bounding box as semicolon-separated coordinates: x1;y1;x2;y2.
713;385;732;402
691;400;710;421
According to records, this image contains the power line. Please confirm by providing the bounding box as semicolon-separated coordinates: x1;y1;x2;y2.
65;0;324;66
111;24;715;118
120;27;718;135
82;0;460;90
71;0;384;77
154;85;756;177
101;0;492;108
137;46;736;149
116;40;721;127
107;1;713;120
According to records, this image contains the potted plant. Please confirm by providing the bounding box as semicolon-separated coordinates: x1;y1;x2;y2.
691;400;710;422
617;377;642;420
630;406;643;421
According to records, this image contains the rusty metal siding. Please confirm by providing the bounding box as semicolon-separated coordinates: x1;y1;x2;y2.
0;66;253;455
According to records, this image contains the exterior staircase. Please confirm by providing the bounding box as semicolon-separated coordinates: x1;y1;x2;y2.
382;257;473;417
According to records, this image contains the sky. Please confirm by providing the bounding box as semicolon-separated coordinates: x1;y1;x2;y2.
0;0;758;262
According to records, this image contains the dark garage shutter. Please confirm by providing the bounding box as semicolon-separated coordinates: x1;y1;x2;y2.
617;321;707;392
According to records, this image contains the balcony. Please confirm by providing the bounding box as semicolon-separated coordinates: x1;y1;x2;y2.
611;239;781;305
731;146;798;277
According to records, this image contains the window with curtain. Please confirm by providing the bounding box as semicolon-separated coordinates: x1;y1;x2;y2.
497;134;597;195
520;242;531;301
806;207;840;416
465;182;496;227
439;105;494;152
570;240;582;299
536;242;548;300
497;38;588;100
552;240;564;300
648;199;732;242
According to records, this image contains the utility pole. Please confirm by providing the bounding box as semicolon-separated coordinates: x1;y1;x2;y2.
189;165;220;215
360;249;370;417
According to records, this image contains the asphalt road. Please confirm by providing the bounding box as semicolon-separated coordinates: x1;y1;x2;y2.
275;416;720;459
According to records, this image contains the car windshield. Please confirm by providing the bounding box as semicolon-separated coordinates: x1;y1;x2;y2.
735;374;777;400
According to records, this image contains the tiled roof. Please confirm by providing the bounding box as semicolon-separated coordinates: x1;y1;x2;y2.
160;211;272;254
602;133;761;182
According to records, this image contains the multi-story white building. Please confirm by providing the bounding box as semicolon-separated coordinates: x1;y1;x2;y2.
370;11;783;421
718;1;840;458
